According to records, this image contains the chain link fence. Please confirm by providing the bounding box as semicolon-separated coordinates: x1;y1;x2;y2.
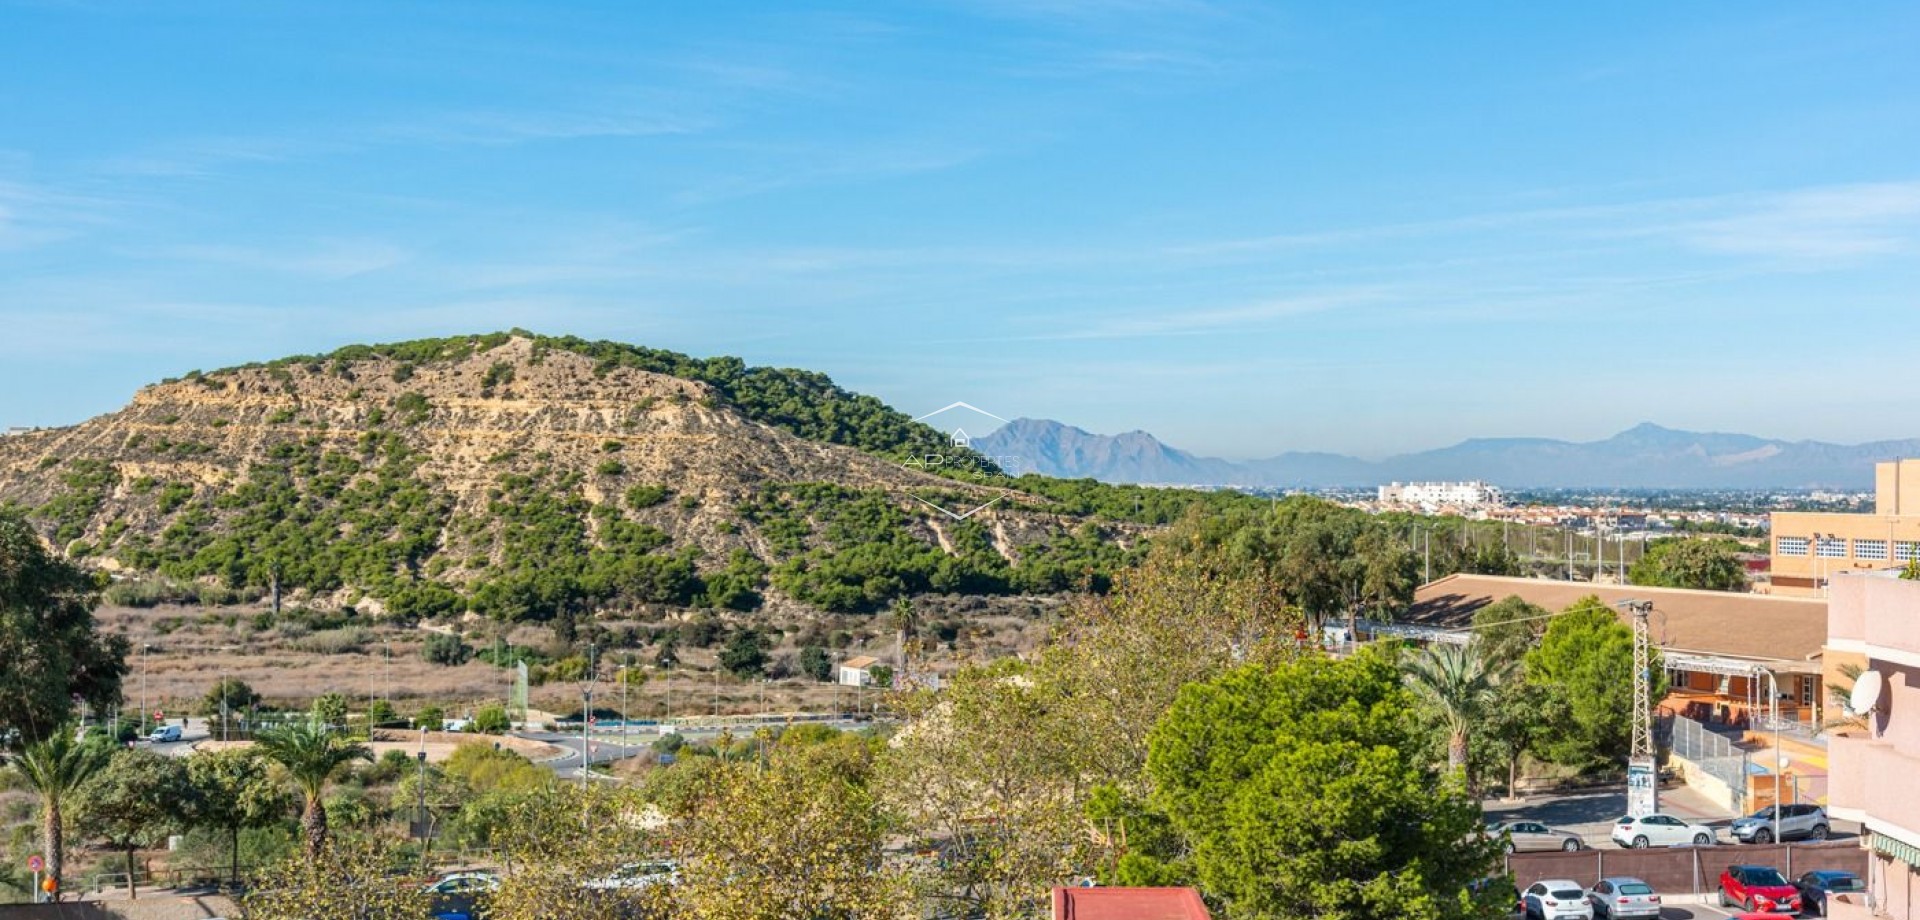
1669;714;1754;813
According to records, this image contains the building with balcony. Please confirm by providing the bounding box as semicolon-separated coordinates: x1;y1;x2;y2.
1377;480;1505;511
1772;460;1920;596
1826;571;1920;920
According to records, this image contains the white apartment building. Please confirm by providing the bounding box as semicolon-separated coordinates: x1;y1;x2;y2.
1377;480;1505;510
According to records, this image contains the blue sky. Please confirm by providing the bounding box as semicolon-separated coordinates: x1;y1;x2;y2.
2;1;1918;458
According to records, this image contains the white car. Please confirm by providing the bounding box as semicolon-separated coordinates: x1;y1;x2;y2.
1524;879;1596;920
581;861;678;891
1611;813;1716;849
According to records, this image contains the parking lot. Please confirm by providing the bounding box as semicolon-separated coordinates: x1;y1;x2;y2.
1484;786;1862;850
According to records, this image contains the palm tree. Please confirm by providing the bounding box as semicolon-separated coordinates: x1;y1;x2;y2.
253;717;371;857
1819;662;1870;736
5;727;109;901
1404;643;1510;778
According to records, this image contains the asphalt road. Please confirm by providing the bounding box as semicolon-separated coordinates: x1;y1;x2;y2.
1484;787;1862;849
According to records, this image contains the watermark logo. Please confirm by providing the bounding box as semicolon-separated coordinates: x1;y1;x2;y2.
903;401;1031;520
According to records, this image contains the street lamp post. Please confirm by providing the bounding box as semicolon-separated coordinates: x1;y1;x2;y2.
415;729;428;839
1764;669;1784;843
581;642;596;786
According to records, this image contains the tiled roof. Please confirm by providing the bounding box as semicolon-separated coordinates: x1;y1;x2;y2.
840;655;881;669
1052;887;1212;920
1405;574;1827;665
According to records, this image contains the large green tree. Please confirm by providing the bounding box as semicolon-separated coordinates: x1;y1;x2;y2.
186;748;295;883
253;718;372;857
1145;648;1504;920
0;514;129;744
1526;597;1667;767
4;728;109;901
75;748;198;899
1151;497;1419;636
672;747;903;920
1628;539;1746;591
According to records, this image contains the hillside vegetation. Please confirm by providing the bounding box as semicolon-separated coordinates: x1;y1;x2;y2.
0;333;1259;624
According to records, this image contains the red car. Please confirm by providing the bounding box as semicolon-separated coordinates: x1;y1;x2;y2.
1720;865;1803;915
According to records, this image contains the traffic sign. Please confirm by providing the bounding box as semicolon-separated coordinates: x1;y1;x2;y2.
26;854;42;872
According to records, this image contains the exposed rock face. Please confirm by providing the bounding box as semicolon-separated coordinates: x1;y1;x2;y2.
0;335;1098;615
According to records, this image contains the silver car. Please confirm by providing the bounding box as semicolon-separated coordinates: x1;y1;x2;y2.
1588;877;1662;920
1731;804;1830;844
1492;821;1587;853
1525;879;1596;920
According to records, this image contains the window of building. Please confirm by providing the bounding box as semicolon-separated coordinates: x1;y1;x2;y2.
1816;536;1848;558
1777;536;1810;557
1800;677;1814;706
1856;539;1890;561
1897;541;1920;562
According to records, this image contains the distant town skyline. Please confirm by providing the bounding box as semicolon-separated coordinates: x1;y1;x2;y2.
2;2;1917;456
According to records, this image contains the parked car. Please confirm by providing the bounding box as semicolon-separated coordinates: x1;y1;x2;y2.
422;871;499;920
1491;821;1587;853
1731;804;1831;844
1794;870;1866;916
1720;865;1803;915
147;724;182;743
1611;813;1717;849
582;861;679;891
1588;877;1662;920
1524;879;1596;920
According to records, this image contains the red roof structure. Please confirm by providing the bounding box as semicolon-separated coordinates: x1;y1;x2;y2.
1052;886;1212;919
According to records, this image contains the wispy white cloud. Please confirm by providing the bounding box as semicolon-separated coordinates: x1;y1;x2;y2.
1177;180;1920;266
92;95;721;177
671;141;986;205
129;239;413;279
0;176;118;249
1662;181;1920;260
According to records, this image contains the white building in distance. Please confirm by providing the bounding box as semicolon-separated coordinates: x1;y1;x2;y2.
1377;481;1505;511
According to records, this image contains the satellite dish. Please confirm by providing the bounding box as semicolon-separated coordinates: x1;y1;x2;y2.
1848;670;1886;716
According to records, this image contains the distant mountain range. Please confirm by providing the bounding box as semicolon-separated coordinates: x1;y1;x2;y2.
972;419;1918;489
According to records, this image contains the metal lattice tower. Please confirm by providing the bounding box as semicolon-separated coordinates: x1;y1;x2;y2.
1628;600;1654;759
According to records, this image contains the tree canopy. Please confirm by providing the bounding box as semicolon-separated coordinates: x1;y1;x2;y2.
0;514;128;744
1526;596;1667;767
1145;648;1504;920
1628;539;1747;591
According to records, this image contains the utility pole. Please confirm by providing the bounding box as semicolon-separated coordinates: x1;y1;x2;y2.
1621;599;1658;817
139;644;150;731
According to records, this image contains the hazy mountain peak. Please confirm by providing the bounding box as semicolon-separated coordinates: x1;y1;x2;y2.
978;418;1913;489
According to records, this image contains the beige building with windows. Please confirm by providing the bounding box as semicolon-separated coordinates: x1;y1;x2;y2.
1826;570;1920;920
1771;460;1920;596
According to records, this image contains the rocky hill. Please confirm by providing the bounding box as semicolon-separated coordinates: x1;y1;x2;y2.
0;333;1169;623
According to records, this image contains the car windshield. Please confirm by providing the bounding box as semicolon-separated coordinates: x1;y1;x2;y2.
1619;884;1653;896
1746;869;1788;887
1747;806;1776;820
1552;889;1584;900
1825;876;1865;892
